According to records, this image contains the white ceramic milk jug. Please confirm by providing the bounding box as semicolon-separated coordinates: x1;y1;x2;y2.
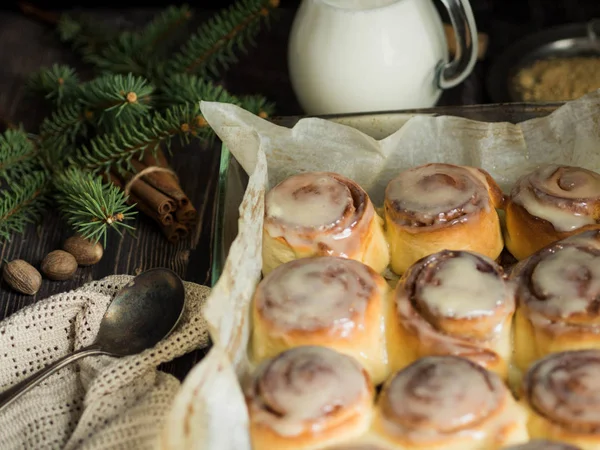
288;0;478;114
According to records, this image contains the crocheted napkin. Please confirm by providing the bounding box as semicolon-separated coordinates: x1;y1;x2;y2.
0;275;210;450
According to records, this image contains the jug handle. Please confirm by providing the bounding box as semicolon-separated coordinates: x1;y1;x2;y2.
436;0;478;89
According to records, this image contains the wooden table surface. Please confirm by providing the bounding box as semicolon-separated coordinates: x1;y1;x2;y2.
0;6;484;380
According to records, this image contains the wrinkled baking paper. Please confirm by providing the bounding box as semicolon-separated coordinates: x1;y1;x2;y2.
159;91;600;450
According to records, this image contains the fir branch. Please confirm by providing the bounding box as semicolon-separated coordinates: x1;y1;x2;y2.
160;73;238;105
138;5;192;53
58;14;118;56
27;64;79;106
82;31;151;76
166;0;279;76
0;170;49;241
71;103;211;174
239;94;275;117
53;166;137;246
80;73;155;125
0;128;40;181
160;73;274;117
39;103;88;159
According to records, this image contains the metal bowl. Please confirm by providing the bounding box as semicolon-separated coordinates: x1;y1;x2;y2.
487;20;600;103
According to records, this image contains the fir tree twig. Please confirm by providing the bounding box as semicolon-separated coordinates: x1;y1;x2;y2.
27;64;79;106
80;73;155;125
53;167;137;246
166;0;279;76
0;170;49;241
71;103;211;174
160;73;274;117
0;128;40;182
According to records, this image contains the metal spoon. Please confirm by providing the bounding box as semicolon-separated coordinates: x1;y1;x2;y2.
0;267;185;412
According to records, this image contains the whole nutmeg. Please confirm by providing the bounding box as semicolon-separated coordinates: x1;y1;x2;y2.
63;235;103;266
3;260;42;295
41;250;77;281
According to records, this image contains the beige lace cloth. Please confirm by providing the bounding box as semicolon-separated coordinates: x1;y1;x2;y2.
0;275;211;450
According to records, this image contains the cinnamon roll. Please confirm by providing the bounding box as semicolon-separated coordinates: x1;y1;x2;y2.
263;172;389;275
373;356;529;450
384;163;505;275
505;165;600;261
502;440;581;450
388;250;516;379
245;346;374;450
251;256;391;384
512;230;600;373
521;350;600;449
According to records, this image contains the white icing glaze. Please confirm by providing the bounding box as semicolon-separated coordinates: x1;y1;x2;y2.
419;254;505;318
250;346;368;437
264;172;375;256
385;164;489;220
256;257;377;333
515;187;595;232
528;350;600;430
266;173;351;228
528;246;600;317
381;356;513;442
513;165;600;232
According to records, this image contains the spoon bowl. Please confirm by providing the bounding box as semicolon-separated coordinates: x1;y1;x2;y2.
97;268;186;356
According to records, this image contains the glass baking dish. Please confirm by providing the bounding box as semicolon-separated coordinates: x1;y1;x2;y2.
210;102;563;286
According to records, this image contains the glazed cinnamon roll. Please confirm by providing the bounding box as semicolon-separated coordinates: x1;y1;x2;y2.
384;163;505;275
505;165;600;260
245;346;374;450
521;350;600;449
388;250;515;379
373;356;529;450
251;256;391;384
502;440;581;450
512;230;600;373
263;172;389;275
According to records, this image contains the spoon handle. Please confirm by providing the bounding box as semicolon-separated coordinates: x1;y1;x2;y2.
0;345;106;413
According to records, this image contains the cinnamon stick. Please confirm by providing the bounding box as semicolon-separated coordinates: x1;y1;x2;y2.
119;169;176;217
109;172;180;242
175;201;198;223
140;148;191;208
164;222;189;244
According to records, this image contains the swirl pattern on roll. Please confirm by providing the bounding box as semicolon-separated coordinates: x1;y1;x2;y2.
375;356;529;449
524;350;600;434
246;346;373;439
512;230;600;327
511;165;600;232
378;356;505;439
392;250;515;374
255;256;378;335
264;172;375;257
384;163;503;228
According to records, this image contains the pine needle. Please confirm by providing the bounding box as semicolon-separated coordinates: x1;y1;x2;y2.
71;103;211;174
80;73;155;126
53;166;137;246
160;73;274;117
0;128;40;182
166;0;279;76
27;64;79;106
0;170;49;241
